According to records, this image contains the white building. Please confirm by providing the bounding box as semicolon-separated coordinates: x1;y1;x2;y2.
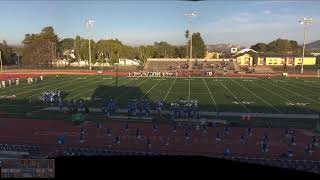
118;59;140;66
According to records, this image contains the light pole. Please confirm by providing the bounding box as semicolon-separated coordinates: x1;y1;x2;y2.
0;50;2;72
85;19;95;71
184;12;199;60
299;17;312;74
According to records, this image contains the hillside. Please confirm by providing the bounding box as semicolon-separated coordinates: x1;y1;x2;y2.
306;40;320;51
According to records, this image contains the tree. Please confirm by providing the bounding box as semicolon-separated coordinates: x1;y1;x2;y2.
58;38;75;61
21;26;59;66
138;45;156;65
191;32;206;58
153;42;175;58
0;40;13;64
250;43;271;53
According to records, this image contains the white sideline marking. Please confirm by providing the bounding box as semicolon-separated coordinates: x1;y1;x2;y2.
202;78;217;111
229;78;281;113
217;78;250;112
163;78;177;101
140;80;162;99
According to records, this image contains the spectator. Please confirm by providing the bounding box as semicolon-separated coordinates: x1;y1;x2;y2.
247;127;253;136
106;128;112;137
240;134;245;144
224;147;230;157
124;123;129;133
224;126;230;135
304;144;312;155
312;136;318;146
290;136;296;146
216;132;221;142
287;146;293;157
172;125;177;133
114;136;121;145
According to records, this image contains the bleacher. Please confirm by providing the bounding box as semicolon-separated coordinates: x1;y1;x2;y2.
144;58;235;74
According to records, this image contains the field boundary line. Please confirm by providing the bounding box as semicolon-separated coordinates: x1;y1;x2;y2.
292;80;320;90
28;76;101;98
202;78;217;111
261;79;320;104
114;77;150;101
0;76;70;96
163;78;177;101
250;81;293;103
14;76;83;97
230;78;282;113
0;76;65;96
69;77;128;98
188;78;191;103
283;81;320;96
217;78;250;112
140;79;162;99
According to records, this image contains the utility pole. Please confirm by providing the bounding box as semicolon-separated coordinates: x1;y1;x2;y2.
184;12;199;60
299;17;312;74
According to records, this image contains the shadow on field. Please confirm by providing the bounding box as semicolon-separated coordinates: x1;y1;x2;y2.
91;85;150;106
89;84;318;114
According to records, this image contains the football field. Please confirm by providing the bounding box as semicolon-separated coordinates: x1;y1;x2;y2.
0;74;319;114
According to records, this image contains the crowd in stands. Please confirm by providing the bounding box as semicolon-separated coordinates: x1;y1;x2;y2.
0;144;39;153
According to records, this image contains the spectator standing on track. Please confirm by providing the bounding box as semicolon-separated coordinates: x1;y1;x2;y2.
172;125;177;133
224;147;230;157
240;134;245;144
216;132;221;142
124;123;129;134
224;126;230;135
247;127;253;136
106;128;112;137
287;145;293;157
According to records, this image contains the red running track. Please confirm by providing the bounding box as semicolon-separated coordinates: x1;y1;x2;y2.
0;118;319;159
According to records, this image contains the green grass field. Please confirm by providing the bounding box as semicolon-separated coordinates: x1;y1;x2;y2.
0;75;320;129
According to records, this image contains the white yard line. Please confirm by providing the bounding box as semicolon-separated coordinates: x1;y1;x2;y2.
114;77;150;100
163;78;177;101
262;79;320;104
188;78;191;104
283;81;320;96
250;81;293;103
292;80;320;90
140;79;162;99
0;77;63;95
202;78;217;111
69;77;126;99
14;77;81;97
217;79;250;112
28;76;100;98
230;78;282;113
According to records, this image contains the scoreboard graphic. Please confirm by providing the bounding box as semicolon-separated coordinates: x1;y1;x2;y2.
0;159;55;178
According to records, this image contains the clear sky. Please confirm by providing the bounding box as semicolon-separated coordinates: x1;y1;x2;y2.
0;1;319;47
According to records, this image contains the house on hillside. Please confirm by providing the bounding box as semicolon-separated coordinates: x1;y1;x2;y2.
236;53;316;66
235;53;253;66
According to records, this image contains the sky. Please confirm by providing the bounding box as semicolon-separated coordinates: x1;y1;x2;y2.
0;1;319;47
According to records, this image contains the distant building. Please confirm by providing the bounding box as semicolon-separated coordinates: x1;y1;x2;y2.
236;53;253;66
118;59;140;66
231;48;238;54
236;53;316;66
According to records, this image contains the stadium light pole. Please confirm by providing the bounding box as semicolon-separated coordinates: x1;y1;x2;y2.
184;12;199;60
85;19;95;71
0;50;2;72
299;17;312;74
